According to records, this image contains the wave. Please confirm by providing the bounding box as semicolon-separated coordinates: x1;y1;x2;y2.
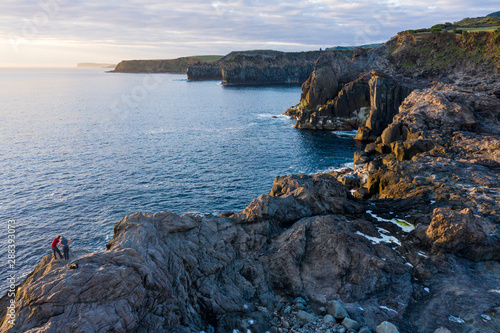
333;130;358;137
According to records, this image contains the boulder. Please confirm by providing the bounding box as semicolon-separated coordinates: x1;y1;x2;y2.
376;321;399;333
426;207;500;260
342;317;361;330
381;123;407;145
328;300;349;320
297;310;317;323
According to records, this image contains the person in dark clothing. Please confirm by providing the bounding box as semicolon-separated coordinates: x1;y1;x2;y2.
51;236;63;259
59;236;71;260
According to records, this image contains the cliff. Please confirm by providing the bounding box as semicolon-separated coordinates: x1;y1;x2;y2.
287;30;500;140
2;85;500;332
186;50;283;81
187;50;321;84
221;51;321;85
186;61;222;80
110;55;223;74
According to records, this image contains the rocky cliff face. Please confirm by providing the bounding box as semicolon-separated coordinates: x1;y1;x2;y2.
288;30;500;140
186;50;285;81
221;51;321;85
186;61;222;80
286;70;413;136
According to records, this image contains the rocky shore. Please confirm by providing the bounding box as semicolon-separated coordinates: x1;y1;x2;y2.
1;86;499;331
1;29;500;333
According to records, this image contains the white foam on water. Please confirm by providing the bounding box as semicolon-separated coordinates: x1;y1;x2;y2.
333;130;358;137
314;162;354;175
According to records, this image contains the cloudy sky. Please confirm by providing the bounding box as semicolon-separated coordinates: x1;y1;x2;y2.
0;0;497;67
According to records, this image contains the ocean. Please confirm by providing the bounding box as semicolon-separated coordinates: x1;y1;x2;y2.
0;68;362;293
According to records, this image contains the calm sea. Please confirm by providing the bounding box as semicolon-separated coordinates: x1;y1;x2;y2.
0;68;361;292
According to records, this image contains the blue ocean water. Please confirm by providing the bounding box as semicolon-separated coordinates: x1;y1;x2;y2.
0;68;361;292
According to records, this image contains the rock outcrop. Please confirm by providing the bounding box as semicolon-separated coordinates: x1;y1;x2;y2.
287;30;500;140
286;70;413;134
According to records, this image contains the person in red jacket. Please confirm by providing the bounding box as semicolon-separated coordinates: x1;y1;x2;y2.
51;236;63;259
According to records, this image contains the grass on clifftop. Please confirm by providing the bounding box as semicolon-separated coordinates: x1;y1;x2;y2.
407;12;500;34
390;29;500;74
191;55;224;63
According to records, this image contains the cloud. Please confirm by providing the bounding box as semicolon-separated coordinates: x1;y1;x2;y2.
0;0;498;66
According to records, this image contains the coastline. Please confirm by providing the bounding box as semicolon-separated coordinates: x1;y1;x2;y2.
2;30;500;333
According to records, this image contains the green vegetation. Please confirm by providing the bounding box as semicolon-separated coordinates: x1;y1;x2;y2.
402;61;415;68
459;26;500;32
326;43;383;51
390;29;500;74
191;55;224;63
406;12;500;34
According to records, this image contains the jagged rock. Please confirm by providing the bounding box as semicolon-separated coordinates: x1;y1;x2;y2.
323;314;335;324
426;207;499;260
238;173;363;223
381;123;407;145
294;71;412;132
376;321;399;333
362;72;413;140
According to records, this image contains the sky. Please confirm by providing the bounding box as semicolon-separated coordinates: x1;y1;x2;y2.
0;0;498;67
